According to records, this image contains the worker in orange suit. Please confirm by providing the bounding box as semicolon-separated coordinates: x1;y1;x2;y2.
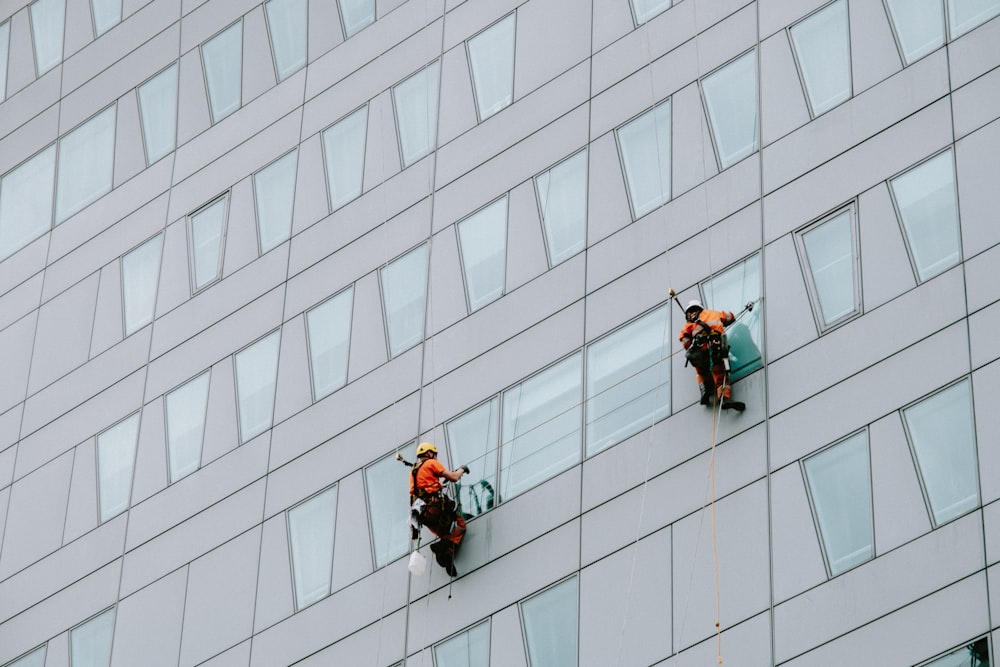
409;442;469;576
678;300;745;412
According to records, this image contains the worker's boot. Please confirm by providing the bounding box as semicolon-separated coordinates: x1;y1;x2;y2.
430;541;448;567
721;398;745;412
698;384;712;406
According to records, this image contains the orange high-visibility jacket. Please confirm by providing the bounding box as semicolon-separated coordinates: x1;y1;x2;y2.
410;457;447;497
678;309;735;348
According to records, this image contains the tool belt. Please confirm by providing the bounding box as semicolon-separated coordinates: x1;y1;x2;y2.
685;332;728;369
411;492;458;533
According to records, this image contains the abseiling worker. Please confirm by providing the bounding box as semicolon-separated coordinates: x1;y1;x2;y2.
409;442;469;576
678;300;745;412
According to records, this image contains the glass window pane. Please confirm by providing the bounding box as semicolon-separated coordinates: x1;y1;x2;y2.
501;354;582;500
885;0;945;63
701;255;762;381
435;620;490;667
189;197;228;291
5;646;46;667
799;209;859;327
1;21;10;101
137;64;178;165
380;244;428;357
91;0;121;36
921;637;990;667
457;196;507;311
266;0;307;80
165;371;210;483
56;105;117;224
121;234;163;336
0;146;56;261
890;150;961;282
393;61;440;167
948;0;1000;37
535;150;588;266
322;106;368;211
804;432;873;575
30;0;65;75
617;101;671;220
338;0;374;37
97;414;139;522
903;380;980;525
702;50;758;169
631;0;671;24
586;306;670;456
446;398;500;519
790;0;851;116
70;609;114;667
467;14;515;120
365;450;411;567
521;578;578;667
307;287;353;400
288;486;338;609
235;331;281;443
202;22;243;122
254;149;298;253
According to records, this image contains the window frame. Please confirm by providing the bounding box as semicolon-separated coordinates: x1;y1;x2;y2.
120;232;164;336
455;194;509;313
629;0;671;26
90;0;121;37
698;253;763;382
534;148;589;267
200;19;244;123
519;576;579;667
0;144;57;262
465;12;517;122
433;618;492;667
29;0;65;77
95;412;140;524
794;202;862;333
337;0;375;39
787;0;853;118
187;193;231;293
364;446;415;568
305;285;355;402
136;63;180;166
54;103;118;225
378;243;429;358
3;645;47;667
0;20;11;102
264;0;308;81
253;148;299;255
321;104;369;213
233;328;282;444
69;607;115;667
699;48;758;171
286;483;339;611
882;0;946;65
392;60;442;168
916;635;991;667
163;370;212;484
615;99;672;221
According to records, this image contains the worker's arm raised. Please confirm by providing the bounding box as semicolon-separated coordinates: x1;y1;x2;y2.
440;465;470;483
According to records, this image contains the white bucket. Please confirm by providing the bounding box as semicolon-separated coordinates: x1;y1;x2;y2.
408;550;427;576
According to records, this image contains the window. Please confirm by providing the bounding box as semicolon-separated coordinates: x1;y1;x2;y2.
435;620;490;667
466;14;515;121
903;379;980;526
55;105;117;224
586;306;670;456
97;414;139;523
535;149;588;266
631;0;671;25
617;101;671;220
265;0;307;80
4;646;46;667
890;149;961;282
501;353;582;500
701;50;758;170
188;196;228;291
338;0;374;38
137;64;178;165
789;0;851;117
121;234;163;336
254;149;298;254
322;106;368;212
393;61;440;167
365;450;412;567
521;577;578;667
202;21;243;122
306;287;353;401
234;330;281;443
884;0;945;64
920;637;990;666
796;207;860;329
379;244;428;357
91;0;121;36
948;0;1000;38
457;196;508;311
700;255;762;380
287;485;338;609
0;21;10;101
446;398;500;519
803;431;873;576
30;0;65;75
70;609;114;667
0;146;56;261
165;371;210;483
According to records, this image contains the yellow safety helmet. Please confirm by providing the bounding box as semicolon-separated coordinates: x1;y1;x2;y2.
416;442;437;457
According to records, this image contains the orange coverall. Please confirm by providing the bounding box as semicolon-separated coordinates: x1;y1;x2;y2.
410;458;466;547
679;308;736;400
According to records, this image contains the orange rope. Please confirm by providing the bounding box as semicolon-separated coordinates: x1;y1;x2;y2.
709;379;725;664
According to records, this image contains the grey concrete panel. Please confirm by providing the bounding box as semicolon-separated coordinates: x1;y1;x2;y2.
489;605;527;667
760;32;811;147
957;120;1000;258
0;311;35;414
770;464;827;603
587;133;632;245
196;640;251;667
45;635;68;666
62;438;99;544
504;181;548;294
307;0;343;63
425;224;466;336
347;272;389;381
0;104;57;176
290;610;406;667
0;238;47;308
949;14;1000;89
180;0;258;52
990;567;1000;639
985;500;999;565
0;441;13;487
848;0;903;94
3;10;38;100
124;0;154;18
289;135;327;237
441;0;517;51
201;358;239;471
774;512;985;662
155;219;191;317
242;6;277;102
953;68;1000;139
130;396;167;506
252;515;294;634
0;272;42;333
359;91;404;205
330;471;373;592
27;273;99;394
436;45;475;147
659;611;770;666
179;528;260;667
0;451;73;579
591;0;635;53
273;315;311;424
113;91;147;189
111;567;187;667
858;182;917;311
763;235;817;361
176;49;212;148
221;178;260;278
0;486;7;572
970;301;1000;370
758;0;827;39
694;4;758;75
869;414;933;554
580;528;672;667
583;254;672;344
973;361;1000;504
89;263;124;359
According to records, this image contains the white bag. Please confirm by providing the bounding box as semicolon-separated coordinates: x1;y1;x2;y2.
408;550;427;576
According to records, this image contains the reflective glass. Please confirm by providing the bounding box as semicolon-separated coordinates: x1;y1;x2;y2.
457;196;507;311
467;14;515;120
501;354;582;500
702;50;758;169
446;398;500;519
307;287;353;400
790;0;851;116
288;486;338;609
235;331;281;443
91;0;121;36
202;22;242;122
365;450;411;567
121;234;163;335
254;149;298;253
70;609;114;667
435;620;490;667
804;432;873;575
948;0;1000;37
1;21;10;100
617;101;671;219
799;209;858;327
0;146;56;261
521;578;578;667
890;150;961;282
56;105;117;223
631;0;671;24
265;0;307;80
586;306;670;456
189;197;227;291
30;0;65;75
885;0;945;63
380;244;428;357
5;646;46;667
903;380;980;525
338;0;374;37
921;637;990;667
322;106;368;211
97;414;139;522
393;61;440;167
165;371;210;483
701;255;762;380
138;64;178;165
535;150;588;266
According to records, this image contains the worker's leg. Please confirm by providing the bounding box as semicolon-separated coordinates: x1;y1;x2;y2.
694;365;715;405
712;363;731;400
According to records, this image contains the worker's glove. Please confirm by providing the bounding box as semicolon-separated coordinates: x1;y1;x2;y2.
745;301;754;312
461;465;470;475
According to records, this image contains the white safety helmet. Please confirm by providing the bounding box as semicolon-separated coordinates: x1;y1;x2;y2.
685;300;704;314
